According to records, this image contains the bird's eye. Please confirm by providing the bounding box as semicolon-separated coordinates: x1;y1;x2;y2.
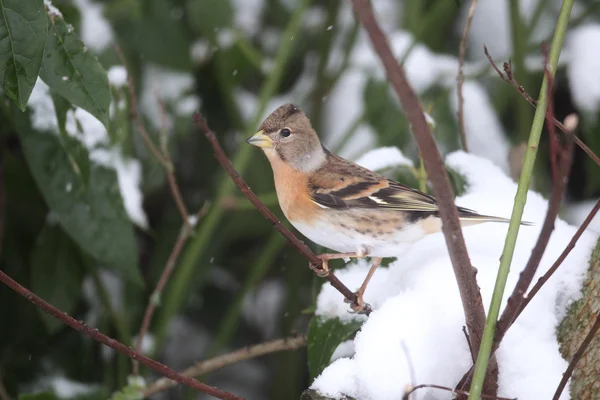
280;128;291;137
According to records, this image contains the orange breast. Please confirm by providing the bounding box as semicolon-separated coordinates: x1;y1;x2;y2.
268;156;319;223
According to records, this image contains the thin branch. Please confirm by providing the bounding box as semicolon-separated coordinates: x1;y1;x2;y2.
553;312;600;400
349;0;489;387
484;45;600;168
520;197;600;315
541;42;560;182
133;204;209;375
192;113;371;315
402;383;515;400
457;0;479;152
113;44;169;167
0;270;242;400
144;335;307;396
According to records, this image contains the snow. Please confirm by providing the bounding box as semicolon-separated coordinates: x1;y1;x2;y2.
449;81;511;172
190;39;212;64
311;152;597;400
232;0;265;36
73;0;114;53
354;147;413;171
567;24;600;114
107;66;128;87
565;200;600;235
28;79;148;228
44;0;62;17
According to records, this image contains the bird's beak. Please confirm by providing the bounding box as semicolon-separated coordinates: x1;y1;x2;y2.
245;130;273;148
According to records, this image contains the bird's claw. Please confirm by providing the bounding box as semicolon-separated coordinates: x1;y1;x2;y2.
310;259;330;277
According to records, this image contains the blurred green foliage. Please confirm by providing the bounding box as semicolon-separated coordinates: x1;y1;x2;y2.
1;0;600;399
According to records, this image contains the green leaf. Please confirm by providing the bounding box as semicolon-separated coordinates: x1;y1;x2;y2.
16;113;142;285
19;393;57;400
307;316;363;381
31;224;84;333
39;9;110;127
0;0;48;109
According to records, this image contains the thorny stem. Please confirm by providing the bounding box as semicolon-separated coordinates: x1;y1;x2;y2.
469;2;574;398
0;270;243;400
350;0;490;389
144;335;307;396
457;0;479;152
193;113;370;314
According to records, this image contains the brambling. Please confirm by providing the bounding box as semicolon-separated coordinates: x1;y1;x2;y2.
247;104;515;313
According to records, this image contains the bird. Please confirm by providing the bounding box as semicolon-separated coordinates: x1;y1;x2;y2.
247;103;520;313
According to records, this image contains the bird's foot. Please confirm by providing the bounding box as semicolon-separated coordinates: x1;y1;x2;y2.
310;257;330;277
344;291;370;314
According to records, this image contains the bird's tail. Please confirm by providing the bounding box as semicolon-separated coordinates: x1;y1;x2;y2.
457;206;534;226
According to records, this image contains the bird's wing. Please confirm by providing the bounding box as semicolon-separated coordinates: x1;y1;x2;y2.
308;153;441;213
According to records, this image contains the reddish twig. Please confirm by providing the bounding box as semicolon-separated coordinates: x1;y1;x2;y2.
145;335;307;396
402;383;515;400
553;312;600;400
541;42;560;182
0;270;243;400
115;45;196;374
133;204;209;374
484;45;600;168
350;0;491;389
192;113;371;315
457;0;479;152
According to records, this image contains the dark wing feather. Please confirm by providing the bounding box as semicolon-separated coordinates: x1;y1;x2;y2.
308;152;440;215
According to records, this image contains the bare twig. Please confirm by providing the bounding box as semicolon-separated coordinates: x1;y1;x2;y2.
133;204;209;375
553;312;600;400
0;270;242;400
192;113;371;315
114;45;169;167
457;0;479;152
145;335;307;396
349;0;491;389
402;383;515;400
541;42;560;182
115;45;197;374
484;45;600;168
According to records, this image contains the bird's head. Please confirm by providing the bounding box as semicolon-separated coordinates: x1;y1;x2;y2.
246;104;327;172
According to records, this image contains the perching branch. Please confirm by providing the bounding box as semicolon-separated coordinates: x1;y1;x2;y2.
457;0;479;152
144;335;307;396
192;113;371;315
553;312;600;400
484;45;600;168
349;0;490;388
0;270;243;400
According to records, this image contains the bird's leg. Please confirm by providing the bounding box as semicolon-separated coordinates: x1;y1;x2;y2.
309;251;361;277
310;246;370;277
345;257;383;314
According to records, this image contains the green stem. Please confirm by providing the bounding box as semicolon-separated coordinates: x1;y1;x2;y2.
509;0;532;141
468;1;574;398
154;0;311;347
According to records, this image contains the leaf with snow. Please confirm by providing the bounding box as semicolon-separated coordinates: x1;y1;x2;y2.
16;113;142;285
39;8;110;128
0;0;48;110
307;316;362;381
31;224;84;333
